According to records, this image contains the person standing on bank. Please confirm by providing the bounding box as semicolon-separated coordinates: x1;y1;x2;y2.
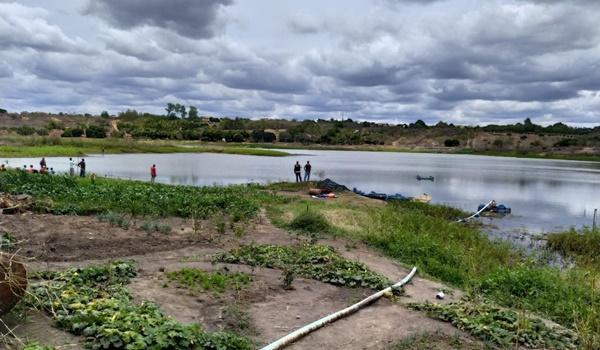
303;161;312;182
69;157;75;176
294;161;302;183
77;158;86;177
150;164;157;183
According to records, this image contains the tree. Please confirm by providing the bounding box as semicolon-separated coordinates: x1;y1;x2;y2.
176;104;187;118
188;106;199;119
100;111;110;118
0;108;7;114
165;103;176;118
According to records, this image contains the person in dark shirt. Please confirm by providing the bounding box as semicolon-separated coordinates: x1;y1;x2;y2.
294;161;302;183
303;161;312;182
78;158;86;177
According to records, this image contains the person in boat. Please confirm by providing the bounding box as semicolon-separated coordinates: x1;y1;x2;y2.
303;161;312;182
150;164;157;183
294;161;302;183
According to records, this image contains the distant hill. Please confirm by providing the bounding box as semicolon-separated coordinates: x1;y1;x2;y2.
1;110;599;158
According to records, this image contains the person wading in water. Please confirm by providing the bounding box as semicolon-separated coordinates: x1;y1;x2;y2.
150;164;157;183
303;161;312;182
294;161;302;183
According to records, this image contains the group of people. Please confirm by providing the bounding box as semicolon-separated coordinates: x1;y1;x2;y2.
293;161;312;182
68;157;87;177
3;157;87;177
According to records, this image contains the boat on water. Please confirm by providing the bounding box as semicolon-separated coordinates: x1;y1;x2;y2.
477;201;511;215
416;175;434;181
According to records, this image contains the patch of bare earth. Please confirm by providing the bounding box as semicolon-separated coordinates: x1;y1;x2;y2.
3;210;480;349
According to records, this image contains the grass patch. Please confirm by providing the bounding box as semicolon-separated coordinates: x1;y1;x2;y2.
27;261;251;349
0;136;289;157
0;170;283;220
388;331;484;350
140;221;172;234
97;211;130;229
215;243;390;290
409;300;578;349
357;203;517;287
165;269;252;294
288;209;333;236
547;227;600;265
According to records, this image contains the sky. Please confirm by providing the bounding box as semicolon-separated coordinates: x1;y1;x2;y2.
0;0;599;126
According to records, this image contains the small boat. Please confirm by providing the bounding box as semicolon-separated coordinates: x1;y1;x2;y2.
416;175;434;181
353;188;408;201
477;202;511;215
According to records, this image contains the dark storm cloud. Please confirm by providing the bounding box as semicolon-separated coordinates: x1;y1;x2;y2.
85;0;233;39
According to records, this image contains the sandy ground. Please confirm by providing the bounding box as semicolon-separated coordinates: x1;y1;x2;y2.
1;207;478;349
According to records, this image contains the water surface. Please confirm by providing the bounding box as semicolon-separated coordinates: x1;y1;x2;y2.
5;150;600;235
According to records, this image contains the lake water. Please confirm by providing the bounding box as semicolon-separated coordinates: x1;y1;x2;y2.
4;150;600;236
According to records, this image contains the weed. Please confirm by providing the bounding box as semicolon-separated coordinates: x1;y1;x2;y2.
165;268;252;294
26;261;251;350
233;224;246;238
22;343;56;350
547;227;600;265
140;221;172;234
222;304;256;337
215;243;390;290
96;212;130;230
409;299;578;349
280;269;295;290
288;209;332;236
388;331;484;350
0;232;15;251
215;216;227;235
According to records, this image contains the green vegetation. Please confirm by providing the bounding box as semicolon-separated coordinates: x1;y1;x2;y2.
547;227;600;265
0;136;288;157
97;212;131;229
267;196;598;346
22;344;56;350
27;261;251;349
165;269;252;294
0;171;283;220
215;243;390;290
140;221;172;234
409;300;578;349
288;209;333;236
388;331;484;350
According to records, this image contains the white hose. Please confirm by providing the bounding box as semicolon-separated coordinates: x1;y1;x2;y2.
456;200;494;223
260;267;418;350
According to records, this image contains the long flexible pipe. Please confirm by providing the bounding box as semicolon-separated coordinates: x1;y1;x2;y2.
260;267;418;350
456;200;494;223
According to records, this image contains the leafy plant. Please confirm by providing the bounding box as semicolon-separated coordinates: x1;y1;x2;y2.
409;300;578;349
97;212;130;229
140;221;172;234
165;269;252;294
215;243;390;290
288;209;332;236
27;261;251;350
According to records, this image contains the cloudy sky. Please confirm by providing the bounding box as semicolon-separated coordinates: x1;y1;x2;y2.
1;0;599;125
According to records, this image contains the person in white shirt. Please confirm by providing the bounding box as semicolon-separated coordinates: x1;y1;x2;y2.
69;157;75;176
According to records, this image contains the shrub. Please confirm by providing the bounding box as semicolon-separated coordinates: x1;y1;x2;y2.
289;210;332;236
444;139;460;147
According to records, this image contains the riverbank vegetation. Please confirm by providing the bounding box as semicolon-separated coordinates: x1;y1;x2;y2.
0;136;288;157
265;183;600;348
2;173;599;347
2;109;600;162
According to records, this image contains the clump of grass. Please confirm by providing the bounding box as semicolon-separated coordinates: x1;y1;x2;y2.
22;343;56;350
359;205;516;287
547;227;600;265
391;200;470;220
215;243;390;290
289;209;332;236
388;331;484;350
140;221;172;234
96;211;130;229
165;268;252;294
475;265;599;333
409;299;578;349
